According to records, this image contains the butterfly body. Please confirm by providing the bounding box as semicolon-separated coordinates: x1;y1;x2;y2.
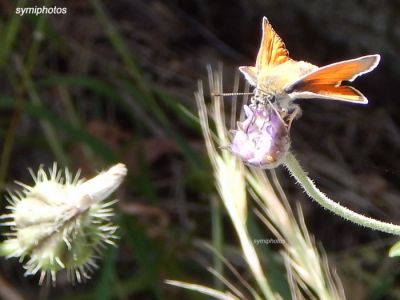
259;60;316;94
242;60;316;96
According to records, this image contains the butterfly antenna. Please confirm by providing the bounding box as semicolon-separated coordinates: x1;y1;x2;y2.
211;92;254;97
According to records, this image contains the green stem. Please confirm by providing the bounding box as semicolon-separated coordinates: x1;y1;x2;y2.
284;152;400;235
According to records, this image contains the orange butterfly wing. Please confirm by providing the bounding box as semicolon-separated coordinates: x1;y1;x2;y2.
239;17;290;85
285;55;380;103
298;85;367;102
255;17;290;70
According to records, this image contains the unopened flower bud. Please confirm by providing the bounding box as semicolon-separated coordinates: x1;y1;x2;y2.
0;163;127;284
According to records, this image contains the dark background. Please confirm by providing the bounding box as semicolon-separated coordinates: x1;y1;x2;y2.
1;0;400;299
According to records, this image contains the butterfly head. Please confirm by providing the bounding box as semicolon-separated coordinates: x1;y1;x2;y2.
252;89;276;107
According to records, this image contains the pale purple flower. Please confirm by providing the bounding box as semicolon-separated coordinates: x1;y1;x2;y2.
230;105;290;169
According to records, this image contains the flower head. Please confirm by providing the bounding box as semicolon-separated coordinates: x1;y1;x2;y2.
0;163;127;284
229;105;290;169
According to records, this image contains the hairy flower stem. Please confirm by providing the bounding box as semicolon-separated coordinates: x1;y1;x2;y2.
285;152;400;235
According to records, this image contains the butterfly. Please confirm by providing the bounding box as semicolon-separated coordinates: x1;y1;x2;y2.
228;17;380;169
239;17;380;125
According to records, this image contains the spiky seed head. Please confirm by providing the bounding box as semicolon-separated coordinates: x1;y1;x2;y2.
0;163;127;284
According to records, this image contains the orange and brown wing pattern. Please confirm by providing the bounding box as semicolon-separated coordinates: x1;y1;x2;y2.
285;55;380;103
239;17;290;86
297;85;368;102
255;17;290;70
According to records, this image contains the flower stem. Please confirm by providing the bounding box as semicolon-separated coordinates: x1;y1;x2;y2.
284;152;400;235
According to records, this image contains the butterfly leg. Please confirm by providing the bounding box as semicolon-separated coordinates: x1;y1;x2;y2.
286;105;301;132
245;105;258;134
